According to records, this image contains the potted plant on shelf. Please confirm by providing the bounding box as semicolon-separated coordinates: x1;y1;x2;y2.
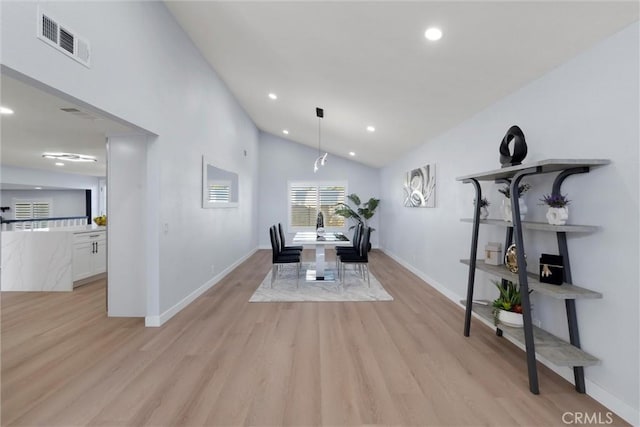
540;193;570;225
474;197;490;220
498;183;531;222
334;193;380;251
491;280;526;327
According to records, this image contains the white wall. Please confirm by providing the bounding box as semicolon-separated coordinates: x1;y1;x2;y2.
1;2;259;320
379;23;639;423
107;135;147;317
1;189;86;219
1;165;100;218
258;131;380;248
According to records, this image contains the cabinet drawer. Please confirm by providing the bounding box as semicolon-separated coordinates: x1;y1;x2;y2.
73;231;106;244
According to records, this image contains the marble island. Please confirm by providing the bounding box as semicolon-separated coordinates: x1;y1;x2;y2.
1;225;107;291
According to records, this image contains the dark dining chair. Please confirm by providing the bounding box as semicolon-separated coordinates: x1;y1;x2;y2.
278;223;303;252
336;223;363;256
338;227;371;287
269;226;301;288
335;222;362;269
272;225;301;256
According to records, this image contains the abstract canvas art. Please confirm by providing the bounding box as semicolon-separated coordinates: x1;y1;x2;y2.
403;164;436;208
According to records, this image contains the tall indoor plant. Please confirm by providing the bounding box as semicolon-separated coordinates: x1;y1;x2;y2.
334;193;380;250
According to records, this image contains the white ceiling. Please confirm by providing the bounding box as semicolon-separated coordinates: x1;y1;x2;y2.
166;1;639;168
1;75;133;177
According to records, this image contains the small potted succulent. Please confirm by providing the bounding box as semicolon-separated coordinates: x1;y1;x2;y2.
491;280;526;327
498;183;531;222
540;193;570;225
474;197;490;219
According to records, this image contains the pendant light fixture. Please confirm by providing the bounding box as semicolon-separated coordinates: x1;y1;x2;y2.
313;107;327;173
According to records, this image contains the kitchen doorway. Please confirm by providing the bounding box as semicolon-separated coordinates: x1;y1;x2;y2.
0;69;154;318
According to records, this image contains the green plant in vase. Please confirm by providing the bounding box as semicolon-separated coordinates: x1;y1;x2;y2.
491;280;528;327
499;183;531;222
474;197;490;219
334;193;380;251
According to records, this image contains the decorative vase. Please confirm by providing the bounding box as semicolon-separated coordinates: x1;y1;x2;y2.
504;243;525;273
498;309;524;328
546;206;569;225
480;206;489;220
501;198;527;222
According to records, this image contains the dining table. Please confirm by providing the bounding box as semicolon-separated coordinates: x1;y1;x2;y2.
292;231;351;281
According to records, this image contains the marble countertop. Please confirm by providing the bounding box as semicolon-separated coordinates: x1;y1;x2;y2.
2;225;107;234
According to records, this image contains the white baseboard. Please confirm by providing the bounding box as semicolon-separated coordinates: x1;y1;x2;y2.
379;247;639;426
381;248;461;304
145;248;258;328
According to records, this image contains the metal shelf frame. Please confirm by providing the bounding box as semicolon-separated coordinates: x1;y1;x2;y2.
456;159;609;395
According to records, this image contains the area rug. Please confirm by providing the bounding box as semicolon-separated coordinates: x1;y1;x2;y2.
249;263;393;303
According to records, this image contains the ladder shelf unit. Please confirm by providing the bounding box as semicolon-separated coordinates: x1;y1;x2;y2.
457;159;609;395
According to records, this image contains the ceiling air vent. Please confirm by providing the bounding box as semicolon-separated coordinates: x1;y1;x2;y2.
37;8;91;68
59;28;74;54
41;14;58;43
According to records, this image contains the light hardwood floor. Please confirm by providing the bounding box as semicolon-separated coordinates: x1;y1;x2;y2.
1;250;625;426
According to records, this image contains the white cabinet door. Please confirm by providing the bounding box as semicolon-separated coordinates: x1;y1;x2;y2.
73;231;107;283
93;240;107;274
73;242;93;281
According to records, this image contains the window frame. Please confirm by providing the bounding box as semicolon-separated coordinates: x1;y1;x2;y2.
287;180;348;233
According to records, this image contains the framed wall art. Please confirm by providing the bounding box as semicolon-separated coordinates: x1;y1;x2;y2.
403;164;436;208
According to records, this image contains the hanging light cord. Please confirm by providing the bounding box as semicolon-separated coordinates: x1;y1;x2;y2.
314;107;326;173
318;115;322;157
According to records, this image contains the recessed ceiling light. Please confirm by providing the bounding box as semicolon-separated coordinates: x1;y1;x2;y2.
349;151;356;156
282;129;289;135
42;152;97;162
55;162;65;166
424;27;443;41
0;106;14;115
268;93;278;100
366;125;376;132
35;187;42;190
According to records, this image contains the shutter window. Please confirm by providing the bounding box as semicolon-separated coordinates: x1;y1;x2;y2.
13;200;52;229
208;183;231;203
288;182;346;229
319;186;346;227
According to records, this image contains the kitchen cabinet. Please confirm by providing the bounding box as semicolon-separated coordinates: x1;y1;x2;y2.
72;230;106;282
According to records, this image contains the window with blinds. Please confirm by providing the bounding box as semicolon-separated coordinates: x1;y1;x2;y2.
13;199;52;229
207;183;231;203
288;182;347;230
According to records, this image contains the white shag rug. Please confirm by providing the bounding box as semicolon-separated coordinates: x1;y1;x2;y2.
249;263;394;303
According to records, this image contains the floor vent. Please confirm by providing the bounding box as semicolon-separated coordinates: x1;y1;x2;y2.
37;8;91;68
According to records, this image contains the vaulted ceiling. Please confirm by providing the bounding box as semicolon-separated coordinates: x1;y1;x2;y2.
166;1;638;167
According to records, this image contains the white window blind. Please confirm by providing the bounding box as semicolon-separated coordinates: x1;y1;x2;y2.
288;182;346;230
13;200;52;229
208;183;231;203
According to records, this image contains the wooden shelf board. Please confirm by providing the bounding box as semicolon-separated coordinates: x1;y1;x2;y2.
461;301;600;367
460;218;598;233
456;159;610;182
460;259;602;300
